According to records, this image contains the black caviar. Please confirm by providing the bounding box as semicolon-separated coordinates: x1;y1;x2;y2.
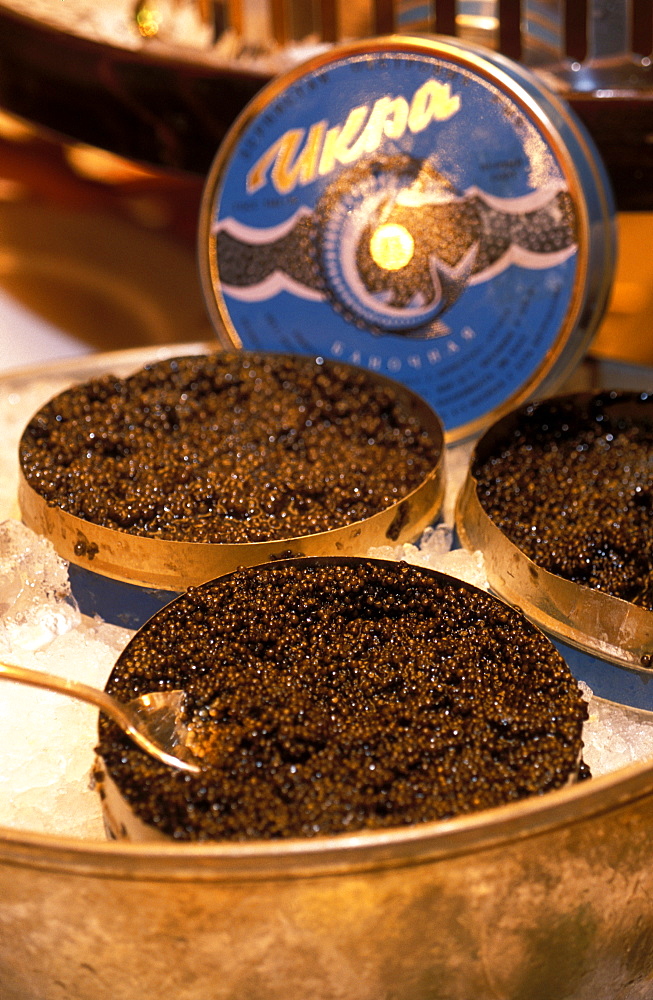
96;558;588;842
472;392;653;610
19;353;440;543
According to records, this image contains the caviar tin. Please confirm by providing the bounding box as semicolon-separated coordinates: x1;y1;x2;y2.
17;350;445;628
199;34;616;444
93;554;588;844
456;390;653;710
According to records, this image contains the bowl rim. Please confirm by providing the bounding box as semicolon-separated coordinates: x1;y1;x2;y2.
2;752;653;880
7;556;653;883
4;354;652;884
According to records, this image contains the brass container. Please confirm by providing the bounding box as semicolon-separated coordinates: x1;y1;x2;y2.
4;370;653;999
3;760;653;999
17;352;445;626
456;390;653;709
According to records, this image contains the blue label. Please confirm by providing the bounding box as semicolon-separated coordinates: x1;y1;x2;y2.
208;48;580;438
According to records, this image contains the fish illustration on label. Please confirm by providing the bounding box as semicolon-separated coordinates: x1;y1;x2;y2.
201;40;614;440
216;153;577;338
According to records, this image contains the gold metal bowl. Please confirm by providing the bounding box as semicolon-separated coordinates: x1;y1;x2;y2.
3;755;653;999
4;366;653;998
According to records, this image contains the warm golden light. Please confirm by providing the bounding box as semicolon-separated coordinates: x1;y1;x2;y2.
369;223;414;271
136;4;163;38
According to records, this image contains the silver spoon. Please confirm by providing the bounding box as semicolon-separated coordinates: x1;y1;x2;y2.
0;661;201;773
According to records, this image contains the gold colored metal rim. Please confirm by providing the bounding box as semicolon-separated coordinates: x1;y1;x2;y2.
455;394;653;672
2;542;653;879
4;742;653;880
92;556;605;851
18;354;445;591
7;354;652;886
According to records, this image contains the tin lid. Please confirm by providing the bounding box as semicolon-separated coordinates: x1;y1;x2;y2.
199;35;616;443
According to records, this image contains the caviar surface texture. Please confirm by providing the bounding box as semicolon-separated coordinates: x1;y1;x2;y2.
97;558;589;842
19;353;440;543
472;392;653;610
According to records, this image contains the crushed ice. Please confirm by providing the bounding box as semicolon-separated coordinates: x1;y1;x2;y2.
0;520;133;839
0;521;80;651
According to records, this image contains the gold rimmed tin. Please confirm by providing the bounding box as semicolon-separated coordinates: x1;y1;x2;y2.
199;34;616;444
93;555;588;844
456;390;653;709
18;351;445;627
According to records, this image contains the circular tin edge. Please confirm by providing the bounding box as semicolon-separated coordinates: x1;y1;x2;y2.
17;355;445;590
198;34;616;445
454;397;653;673
18;466;444;590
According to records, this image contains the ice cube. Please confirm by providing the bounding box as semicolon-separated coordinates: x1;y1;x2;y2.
0;618;133;839
0;520;80;651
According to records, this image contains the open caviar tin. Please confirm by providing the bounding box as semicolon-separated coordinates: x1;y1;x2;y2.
17;350;445;628
456;390;653;710
92;554;589;844
199;34;616;444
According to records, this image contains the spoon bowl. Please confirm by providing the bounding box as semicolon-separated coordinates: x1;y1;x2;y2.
0;661;200;773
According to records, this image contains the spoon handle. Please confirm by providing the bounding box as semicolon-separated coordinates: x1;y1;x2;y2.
0;661;200;773
0;660;124;719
